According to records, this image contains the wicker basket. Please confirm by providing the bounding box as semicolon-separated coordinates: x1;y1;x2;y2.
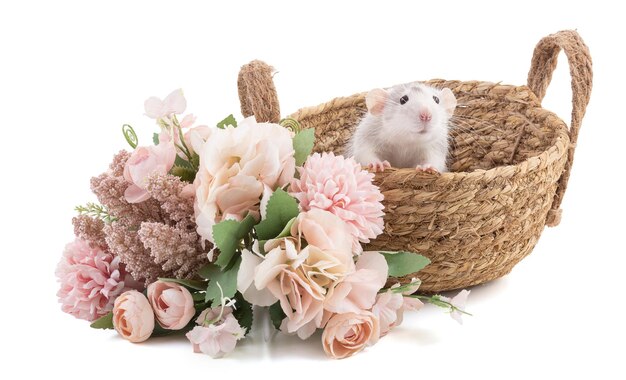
236;30;592;292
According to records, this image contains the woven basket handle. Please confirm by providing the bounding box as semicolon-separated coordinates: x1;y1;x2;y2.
527;30;593;227
237;60;281;123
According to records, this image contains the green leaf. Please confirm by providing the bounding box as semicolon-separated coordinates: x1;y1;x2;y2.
158;278;208;291
174;155;193;169
381;251;431;277
192;292;206;302
212;213;256;268
255;189;300;241
151;321;178;337
170;165;196;182
269;302;285;330
202;258;241;305
153;132;159;145
233;293;253;335
292;128;315;166
217;114;237;129
90;312;114;330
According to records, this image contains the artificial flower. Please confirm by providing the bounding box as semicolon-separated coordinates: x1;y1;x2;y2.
112;290;155;343
325;251;388;314
322;311;380;359
144;89;186;120
194;116;295;248
123;134;176;203
186;307;246;358
147;280;195;330
56;238;133;321
290;152;384;254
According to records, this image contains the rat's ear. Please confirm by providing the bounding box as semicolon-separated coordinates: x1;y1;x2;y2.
440;88;457;116
366;88;388;116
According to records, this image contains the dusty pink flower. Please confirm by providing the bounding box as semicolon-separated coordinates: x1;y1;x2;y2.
112;290;155;343
290;152;384;254
147;281;195;330
123;135;176;203
56;239;133;321
144;89;186;119
322;311;380;359
186;307;246;358
325;251;388;314
194;117;295;247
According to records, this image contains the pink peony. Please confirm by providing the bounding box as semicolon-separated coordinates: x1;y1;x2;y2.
325;251;388;314
187;307;246;358
123;134;177;203
322;311;380;359
147;281;195;330
112;290;155;343
194;117;295;248
56;239;134;321
144;89;186;120
290;152;384;255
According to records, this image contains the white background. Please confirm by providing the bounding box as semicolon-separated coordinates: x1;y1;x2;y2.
1;0;624;378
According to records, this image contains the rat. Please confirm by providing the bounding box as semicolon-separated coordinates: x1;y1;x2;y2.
347;82;457;173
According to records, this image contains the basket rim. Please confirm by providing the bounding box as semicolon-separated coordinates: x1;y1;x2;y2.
287;80;571;183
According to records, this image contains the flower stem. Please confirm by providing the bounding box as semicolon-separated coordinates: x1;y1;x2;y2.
406;294;473;316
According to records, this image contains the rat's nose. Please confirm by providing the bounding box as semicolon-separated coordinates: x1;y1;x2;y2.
419;111;432;122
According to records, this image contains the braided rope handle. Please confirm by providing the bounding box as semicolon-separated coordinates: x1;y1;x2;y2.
527;30;593;227
237;60;281;123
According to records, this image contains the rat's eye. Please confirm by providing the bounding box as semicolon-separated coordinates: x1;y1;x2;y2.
400;95;409;105
433;96;440;104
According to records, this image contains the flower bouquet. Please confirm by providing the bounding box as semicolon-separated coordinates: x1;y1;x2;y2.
57;89;469;359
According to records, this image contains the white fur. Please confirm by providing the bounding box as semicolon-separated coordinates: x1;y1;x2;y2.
347;83;455;172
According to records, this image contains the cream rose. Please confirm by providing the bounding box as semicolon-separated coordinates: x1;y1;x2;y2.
147;281;195;330
112;290;155;343
194;117;295;247
322;311;380;359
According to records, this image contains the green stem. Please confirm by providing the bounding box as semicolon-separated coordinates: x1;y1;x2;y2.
406;294;473;316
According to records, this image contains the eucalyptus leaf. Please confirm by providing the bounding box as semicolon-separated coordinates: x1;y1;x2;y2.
292;128;315;166
153;132;159;145
255;189;299;241
90;312;114;330
212;213;256;268
381;251;431;277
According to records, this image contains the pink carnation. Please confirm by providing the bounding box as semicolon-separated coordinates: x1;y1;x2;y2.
56;239;135;321
290;152;384;254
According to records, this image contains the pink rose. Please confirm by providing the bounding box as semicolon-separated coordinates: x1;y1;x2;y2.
186;307;246;358
194;117;295;247
56;239;135;321
147;281;195;330
322;311;380;359
112;290;155;343
123;135;176;203
325;251;388;314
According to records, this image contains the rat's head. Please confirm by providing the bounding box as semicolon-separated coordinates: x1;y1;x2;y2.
366;83;457;142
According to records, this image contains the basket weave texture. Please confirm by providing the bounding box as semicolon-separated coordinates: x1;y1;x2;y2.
237;30;592;292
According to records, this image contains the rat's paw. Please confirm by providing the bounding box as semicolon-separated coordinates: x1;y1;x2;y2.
368;160;391;172
415;164;439;174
